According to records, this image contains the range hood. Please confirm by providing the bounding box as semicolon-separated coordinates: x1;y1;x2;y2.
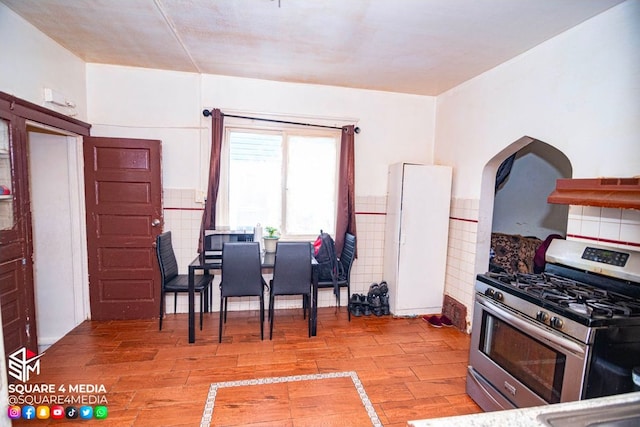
547;177;640;209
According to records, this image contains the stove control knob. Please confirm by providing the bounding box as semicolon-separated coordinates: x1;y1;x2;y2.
484;288;495;298
536;311;549;323
493;291;504;301
550;316;564;330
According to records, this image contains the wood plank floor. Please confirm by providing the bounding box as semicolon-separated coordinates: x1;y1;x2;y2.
14;307;482;426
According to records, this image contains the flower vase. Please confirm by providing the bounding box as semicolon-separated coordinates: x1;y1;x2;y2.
263;237;279;253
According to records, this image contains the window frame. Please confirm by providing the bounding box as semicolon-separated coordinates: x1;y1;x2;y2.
217;122;341;240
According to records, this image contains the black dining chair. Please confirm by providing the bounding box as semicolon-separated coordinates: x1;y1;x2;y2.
317;233;356;320
269;242;312;340
156;231;213;331
219;242;267;343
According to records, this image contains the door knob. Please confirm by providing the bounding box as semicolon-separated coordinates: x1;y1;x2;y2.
151;219;161;227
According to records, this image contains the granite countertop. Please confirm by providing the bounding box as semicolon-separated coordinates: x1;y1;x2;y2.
407;391;640;427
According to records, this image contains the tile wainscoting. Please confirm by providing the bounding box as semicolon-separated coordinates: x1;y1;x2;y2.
161;188;640;324
567;205;640;250
445;198;480;332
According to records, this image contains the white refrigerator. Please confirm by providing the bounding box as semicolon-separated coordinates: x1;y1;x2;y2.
383;163;452;316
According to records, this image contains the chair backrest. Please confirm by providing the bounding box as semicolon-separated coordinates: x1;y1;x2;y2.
157;231;179;282
271;242;312;296
339;233;356;277
221;242;263;297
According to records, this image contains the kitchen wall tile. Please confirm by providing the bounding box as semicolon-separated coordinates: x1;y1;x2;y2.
599;221;621;241
568;205;583;219
622;209;640;224
582;206;602;221
601;208;622;223
443;197;479;324
620;223;640;245
566;218;581;235
581;219;600;238
567;205;640;247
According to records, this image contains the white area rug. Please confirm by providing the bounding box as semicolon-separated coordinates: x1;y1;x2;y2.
200;370;382;427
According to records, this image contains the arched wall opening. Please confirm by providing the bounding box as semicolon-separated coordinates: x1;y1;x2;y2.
474;136;572;284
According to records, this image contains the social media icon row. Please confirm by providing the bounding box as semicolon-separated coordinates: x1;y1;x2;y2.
8;405;108;420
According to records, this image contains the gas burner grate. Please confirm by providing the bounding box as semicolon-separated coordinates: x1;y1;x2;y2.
483;272;640;318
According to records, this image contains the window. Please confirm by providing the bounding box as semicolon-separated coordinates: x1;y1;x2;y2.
0;119;14;231
220;126;339;238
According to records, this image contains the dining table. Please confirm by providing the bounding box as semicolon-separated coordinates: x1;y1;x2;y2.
187;251;319;343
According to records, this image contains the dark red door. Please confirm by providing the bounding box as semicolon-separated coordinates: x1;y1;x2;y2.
0;111;38;357
84;137;163;320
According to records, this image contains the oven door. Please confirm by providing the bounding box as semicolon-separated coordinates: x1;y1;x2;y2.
468;296;588;411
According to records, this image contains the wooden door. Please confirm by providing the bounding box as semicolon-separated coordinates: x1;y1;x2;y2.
0;112;38;356
1;92;91;361
84;137;163;320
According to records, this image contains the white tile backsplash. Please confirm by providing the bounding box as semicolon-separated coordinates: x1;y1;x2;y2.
444;197;480;323
566;206;640;250
162;188;640;331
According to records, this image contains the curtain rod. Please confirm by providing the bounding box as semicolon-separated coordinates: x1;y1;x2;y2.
202;109;360;133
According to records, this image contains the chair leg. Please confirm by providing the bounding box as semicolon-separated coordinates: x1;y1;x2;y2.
218;295;224;343
224;298;228;323
347;283;351;322
159;289;165;331
269;293;275;340
306;294;311;337
199;290;204;331
268;280;272;321
260;294;264;341
174;292;178;313
303;294;307;320
209;282;213;312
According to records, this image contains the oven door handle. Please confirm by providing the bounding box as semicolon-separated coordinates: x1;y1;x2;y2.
478;297;586;356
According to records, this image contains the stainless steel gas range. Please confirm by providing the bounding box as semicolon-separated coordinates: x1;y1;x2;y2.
467;239;640;411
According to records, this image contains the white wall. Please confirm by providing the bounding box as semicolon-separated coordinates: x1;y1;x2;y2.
437;0;640;328
87;65;436;196
0;3;87;121
436;0;640;197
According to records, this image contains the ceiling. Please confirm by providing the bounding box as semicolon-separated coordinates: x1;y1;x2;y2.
1;0;626;96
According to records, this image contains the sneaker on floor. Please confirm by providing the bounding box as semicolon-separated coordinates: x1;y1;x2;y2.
423;315;442;328
440;315;454;327
378;281;388;295
349;294;362;317
359;294;371;316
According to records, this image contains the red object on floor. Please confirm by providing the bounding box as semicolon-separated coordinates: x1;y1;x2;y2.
423;315;442;328
440;315;453;327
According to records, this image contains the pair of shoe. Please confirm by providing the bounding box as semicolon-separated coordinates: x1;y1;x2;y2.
349;293;371;317
424;314;453;328
367;282;390;316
